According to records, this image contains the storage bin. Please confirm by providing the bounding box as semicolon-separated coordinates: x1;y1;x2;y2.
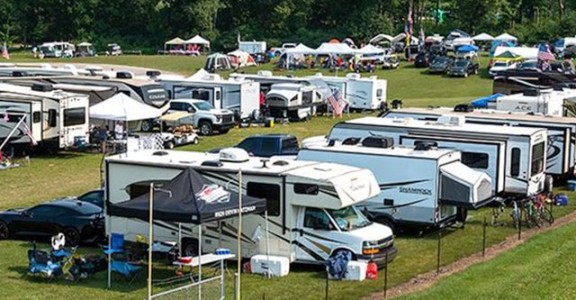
250;255;289;277
555;194;569;206
328;261;367;281
567;180;576;191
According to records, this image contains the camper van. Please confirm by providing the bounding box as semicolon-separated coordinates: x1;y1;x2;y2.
156;71;260;122
308;73;387;111
265;83;320;120
306;117;548;196
105;149;397;265
0;83;89;151
381;107;576;178
298;141;493;230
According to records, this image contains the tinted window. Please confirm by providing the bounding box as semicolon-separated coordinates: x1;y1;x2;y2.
33;111;41;123
1;112;24;123
64;107;86;127
531;142;545;176
511;148;521;176
29;205;63;217
174;86;194;99
192;89;210;101
247;182;280;216
169;102;182;110
281;138;299;152
261;139;277;156
126;180;169;199
461;152;489;169
294;183;319;195
78;191;104;208
237;138;260;154
304;207;332;230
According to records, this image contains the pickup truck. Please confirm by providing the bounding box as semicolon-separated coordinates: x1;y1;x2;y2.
271;43;297;57
211;134;300;157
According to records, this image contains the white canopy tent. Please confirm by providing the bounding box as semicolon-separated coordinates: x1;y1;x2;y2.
315;42;356;55
165;37;185;46
493;46;538;60
356;44;385;55
283;43;316;68
472;33;494;41
494;33;518;42
369;34;394;45
90;93;164;121
185;35;210;47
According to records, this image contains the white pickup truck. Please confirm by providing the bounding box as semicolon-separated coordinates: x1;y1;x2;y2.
271;43;297;56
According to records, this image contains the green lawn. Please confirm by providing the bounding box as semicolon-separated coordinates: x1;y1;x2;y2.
0;54;574;299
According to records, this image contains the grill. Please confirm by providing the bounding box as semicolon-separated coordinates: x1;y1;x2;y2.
222;115;234;123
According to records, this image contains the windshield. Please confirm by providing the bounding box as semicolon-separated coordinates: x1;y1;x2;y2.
454;61;468;67
493;62;508;67
433;57;448;64
194;101;214;111
328;206;371;231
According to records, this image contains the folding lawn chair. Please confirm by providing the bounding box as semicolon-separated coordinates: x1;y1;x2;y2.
27;244;63;281
110;252;142;284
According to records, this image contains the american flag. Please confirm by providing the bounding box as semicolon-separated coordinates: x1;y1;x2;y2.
537;43;555;61
1;43;9;60
418;27;425;47
327;89;346;116
404;9;413;38
21;120;38;146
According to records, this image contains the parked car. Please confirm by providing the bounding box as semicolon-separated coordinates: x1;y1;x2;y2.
381;55;400;69
414;52;431;68
489;60;519;77
76;189;104;209
0;200;104;246
516;59;539;71
447;59;479;77
428;56;453;74
210;134;300;157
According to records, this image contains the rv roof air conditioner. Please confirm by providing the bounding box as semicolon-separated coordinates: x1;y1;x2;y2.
116;71;133;79
257;70;273;77
219;148;250;162
31;83;53;92
146;70;161;79
437;115;465;126
414;141;437;151
346;73;361;80
361;136;394;148
201;160;223;167
342;137;361;145
454;104;473;112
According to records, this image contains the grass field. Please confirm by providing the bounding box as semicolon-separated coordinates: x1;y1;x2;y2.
0;54;574;299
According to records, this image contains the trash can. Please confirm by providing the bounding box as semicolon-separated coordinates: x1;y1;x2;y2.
265;118;274;128
567;180;576;191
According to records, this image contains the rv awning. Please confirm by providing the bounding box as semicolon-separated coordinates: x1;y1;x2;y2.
439;162;494;209
107;168;266;223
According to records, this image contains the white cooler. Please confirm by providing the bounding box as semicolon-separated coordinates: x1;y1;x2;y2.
345;261;367;281
250;255;290;277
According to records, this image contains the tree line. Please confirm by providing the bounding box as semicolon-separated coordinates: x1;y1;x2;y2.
0;0;575;53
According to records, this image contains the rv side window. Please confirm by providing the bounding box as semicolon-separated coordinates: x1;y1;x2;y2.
511;148;521;176
192;89;210;101
461;152;489;169
174;86;193;98
63;107;86;127
126;180;168;199
304;208;332;230
48;109;57;127
215;90;221;100
2;112;23;123
531;142;545;176
376;89;383;97
294;184;319;195
32;111;41;123
247;182;280;216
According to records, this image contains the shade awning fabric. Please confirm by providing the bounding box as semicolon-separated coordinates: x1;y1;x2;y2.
89;93;163;121
471;33;494;41
107;168;266;223
165;37;185;45
494;33;518;41
185;35;210;46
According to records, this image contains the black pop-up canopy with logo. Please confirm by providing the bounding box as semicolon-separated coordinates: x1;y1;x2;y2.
108;167;266;223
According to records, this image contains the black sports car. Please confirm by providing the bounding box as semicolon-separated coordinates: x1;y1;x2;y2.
77;189;104;209
0;200;104;246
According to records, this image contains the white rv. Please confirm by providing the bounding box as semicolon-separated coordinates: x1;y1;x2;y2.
482;89;576;117
298;140;493;229
308;73;387;111
105;149;397;265
309;116;548;196
0;83;89;151
266;83;320;120
156;72;260;122
381;107;576;178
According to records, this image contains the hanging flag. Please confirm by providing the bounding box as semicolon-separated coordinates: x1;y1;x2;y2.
537;43;555;61
21;121;38;146
327;89;347;116
419;27;425;48
1;43;9;60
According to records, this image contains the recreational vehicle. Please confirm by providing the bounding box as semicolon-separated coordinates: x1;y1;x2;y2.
308;73;387;111
298;140;493;229
381;107;576;177
0;83;89;151
492;68;576;95
477;89;576;117
156;72;260;121
308;117;548;196
265;83;320;120
105;148;397;265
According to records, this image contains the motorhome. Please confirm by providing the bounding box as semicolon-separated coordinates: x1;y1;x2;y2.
38;42;75;58
0;83;89;151
105;148;397;265
265;83;320;120
298;140;493;229
488;89;576;117
381;107;576;177
156;72;260;122
492;68;576;95
307;116;548;196
307;73;387;111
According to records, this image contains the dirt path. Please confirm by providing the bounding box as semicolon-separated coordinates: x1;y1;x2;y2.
363;210;576;299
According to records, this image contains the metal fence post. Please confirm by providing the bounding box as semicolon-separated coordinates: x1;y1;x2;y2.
325;266;329;300
384;251;389;298
482;216;487;257
436;228;442;274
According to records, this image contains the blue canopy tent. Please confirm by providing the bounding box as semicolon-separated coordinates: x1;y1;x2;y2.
489;40;516;57
456;44;479;53
470;94;503;108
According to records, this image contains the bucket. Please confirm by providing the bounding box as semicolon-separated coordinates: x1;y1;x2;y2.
567;180;576;191
265;118;274;128
555;194;569;206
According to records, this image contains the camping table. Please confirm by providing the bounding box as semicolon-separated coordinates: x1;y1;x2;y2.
172;254;235;299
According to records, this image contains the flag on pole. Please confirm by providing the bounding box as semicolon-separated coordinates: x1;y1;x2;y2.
537;43;555;61
21;121;38;146
2;43;9;60
327;89;347;117
418;27;425;48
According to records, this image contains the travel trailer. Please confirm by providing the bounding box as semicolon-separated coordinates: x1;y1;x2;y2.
478;89;576;117
298;140;493;229
381;107;576;177
0;83;89;151
105;148;397;265
265;83;320;120
307;117;548;196
492;68;576;95
307;73;387;111
156;72;260;122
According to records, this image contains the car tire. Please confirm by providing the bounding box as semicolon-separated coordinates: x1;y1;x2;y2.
193;137;199;145
165;141;175;149
220;128;230;134
141;120;154;132
181;238;199;257
0;221;9;240
63;227;81;247
198;121;213;136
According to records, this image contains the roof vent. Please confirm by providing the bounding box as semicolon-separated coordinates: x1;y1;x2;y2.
219;148;250;162
361;136;394;148
201;160;223;167
454;104;473;112
272;160;289;166
327;139;339;147
31;83;53;92
102;75;110;80
146;70;161;79
12;71;28;77
342;137;361;145
116;71;133;79
152;151;169;156
346;73;361;80
437;115;465;126
414;141;437;151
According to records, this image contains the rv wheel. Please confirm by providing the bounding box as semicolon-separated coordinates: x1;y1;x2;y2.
141;120;154;132
63;227;80;247
181;239;199;257
0;221;9;240
165;141;175;149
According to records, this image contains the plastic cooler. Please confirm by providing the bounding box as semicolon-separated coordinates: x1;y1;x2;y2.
567;180;576;191
250;255;289;277
555;194;569;206
344;261;367;281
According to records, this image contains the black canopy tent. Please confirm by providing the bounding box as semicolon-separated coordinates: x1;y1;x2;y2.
107;167;267;298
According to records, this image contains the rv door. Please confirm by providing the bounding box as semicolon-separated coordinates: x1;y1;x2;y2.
214;87;222;109
439;162;493;209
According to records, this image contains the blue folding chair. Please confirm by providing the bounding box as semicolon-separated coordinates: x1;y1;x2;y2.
103;233;125;255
